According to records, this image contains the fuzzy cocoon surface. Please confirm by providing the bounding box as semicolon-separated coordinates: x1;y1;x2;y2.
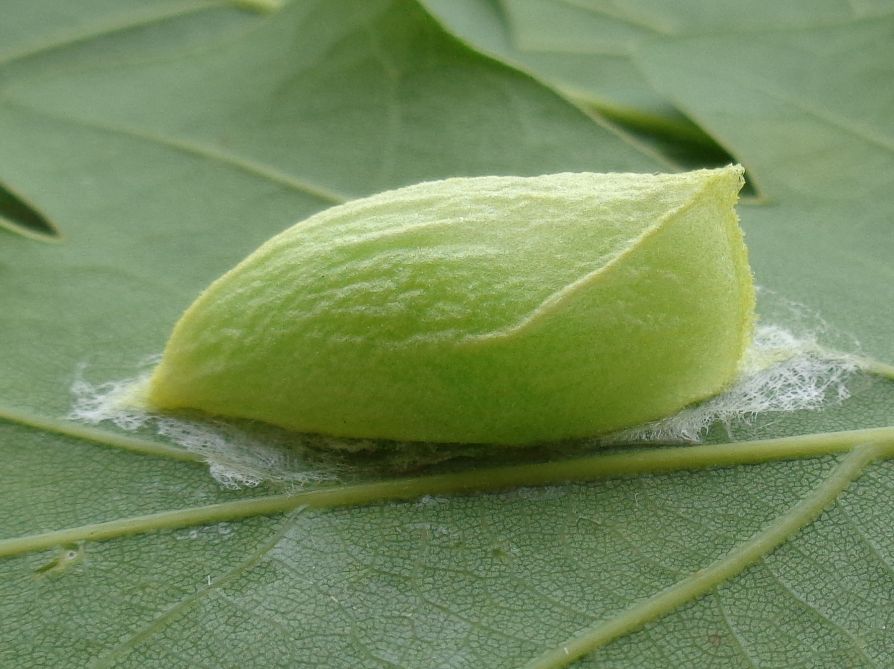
146;166;753;445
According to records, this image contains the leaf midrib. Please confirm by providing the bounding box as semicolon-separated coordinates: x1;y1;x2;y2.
3;412;893;556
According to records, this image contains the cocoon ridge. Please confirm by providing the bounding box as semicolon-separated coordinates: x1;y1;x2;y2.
147;166;754;445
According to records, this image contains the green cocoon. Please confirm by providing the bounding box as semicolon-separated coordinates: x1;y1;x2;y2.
147;166;754;445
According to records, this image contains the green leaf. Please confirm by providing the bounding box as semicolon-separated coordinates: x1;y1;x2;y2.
422;0;676;124
1;2;893;668
420;0;735;167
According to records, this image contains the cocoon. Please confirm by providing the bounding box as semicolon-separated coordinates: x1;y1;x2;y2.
147;166;753;445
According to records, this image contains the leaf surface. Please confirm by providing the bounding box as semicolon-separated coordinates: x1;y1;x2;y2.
1;1;893;668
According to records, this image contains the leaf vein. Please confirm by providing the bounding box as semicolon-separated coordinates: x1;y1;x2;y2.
3;98;347;205
521;444;888;669
764;559;880;667
0;1;222;70
89;508;303;668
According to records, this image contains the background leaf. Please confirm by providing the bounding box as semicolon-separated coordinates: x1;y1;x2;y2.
421;0;741;167
1;1;892;667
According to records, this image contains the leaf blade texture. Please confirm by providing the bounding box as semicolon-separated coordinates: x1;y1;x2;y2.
0;1;892;667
